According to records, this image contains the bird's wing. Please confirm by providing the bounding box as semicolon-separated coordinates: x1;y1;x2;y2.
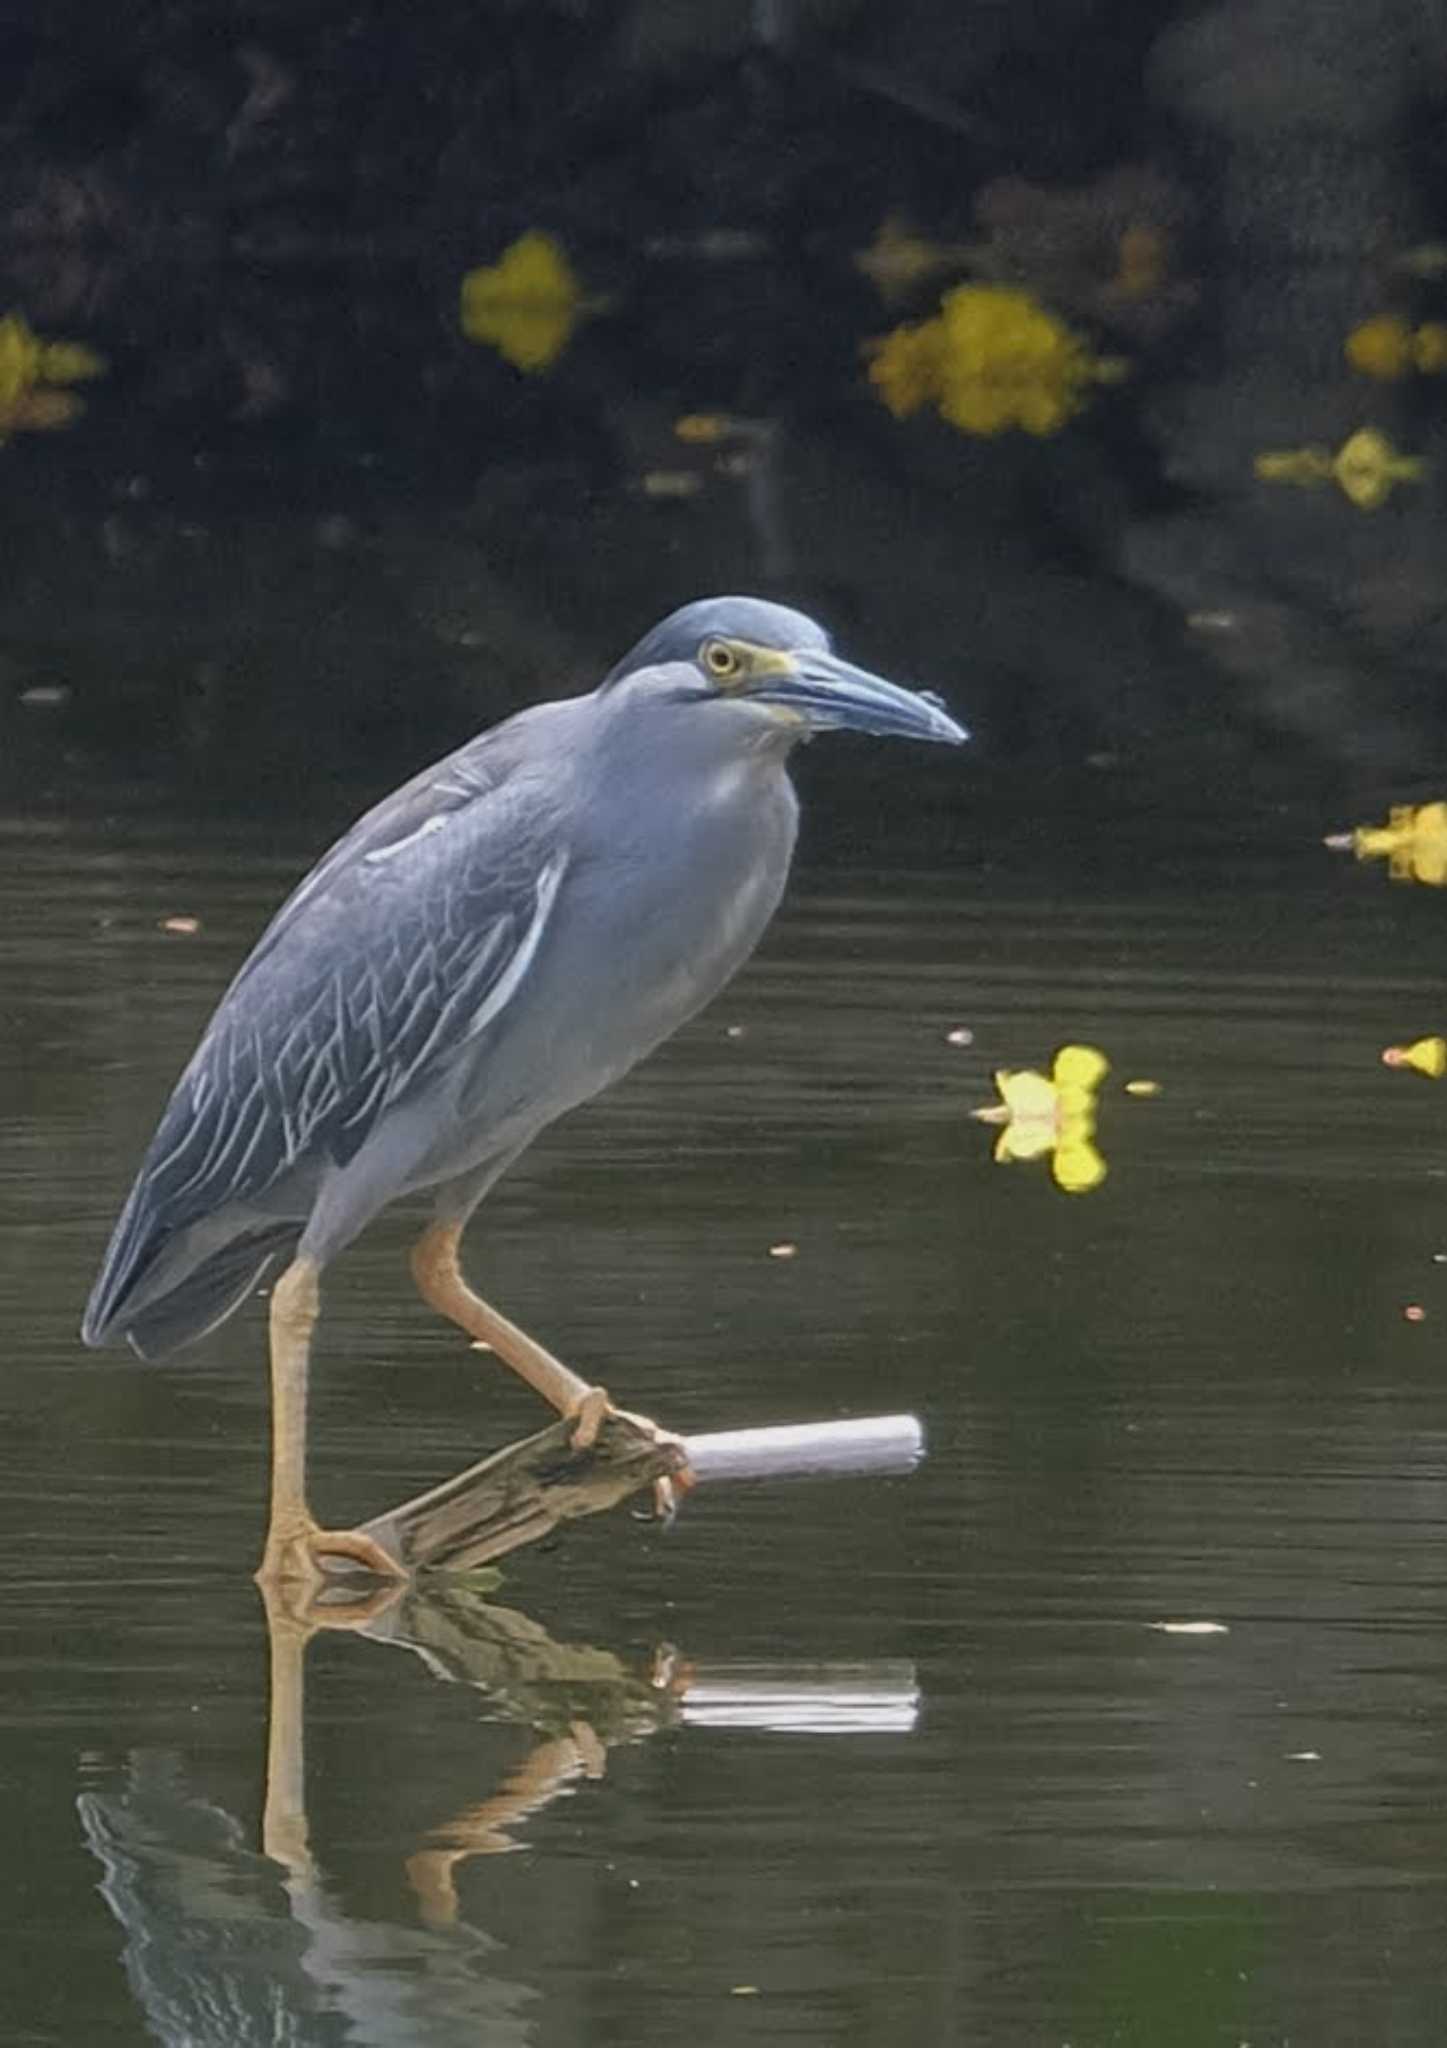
84;728;568;1341
234;730;517;983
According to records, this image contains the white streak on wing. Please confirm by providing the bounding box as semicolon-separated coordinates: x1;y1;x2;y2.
381;851;568;1102
465;850;568;1044
363;814;450;864
338;1063;389;1132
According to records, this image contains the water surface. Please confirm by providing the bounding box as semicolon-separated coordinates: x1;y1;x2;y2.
4;780;1447;2046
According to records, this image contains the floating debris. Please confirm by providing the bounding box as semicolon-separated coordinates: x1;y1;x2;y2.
460;232;599;373
1123;1078;1161;1096
637;469;704;501
1404;1304;1428;1323
158;916;202;936
971;1043;1109;1194
768;1242;799;1260
1255;427;1425;511
1391;243;1447;279
854;214;975;303
0;310;105;443
946;1026;974;1047
1325;801;1447;885
868;285;1127;438
673;412;771;448
1382;1036;1446;1078
644;229;768;263
1148;1620;1229;1636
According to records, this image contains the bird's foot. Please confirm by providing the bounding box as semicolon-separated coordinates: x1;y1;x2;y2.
255;1516;407;1594
566;1387;694;1520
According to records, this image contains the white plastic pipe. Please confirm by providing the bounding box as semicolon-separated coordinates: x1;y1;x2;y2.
681;1413;924;1485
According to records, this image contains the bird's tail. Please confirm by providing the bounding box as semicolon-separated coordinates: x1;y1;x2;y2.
83;1212;299;1360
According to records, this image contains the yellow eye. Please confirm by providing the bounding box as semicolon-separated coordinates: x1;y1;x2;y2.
702;640;741;680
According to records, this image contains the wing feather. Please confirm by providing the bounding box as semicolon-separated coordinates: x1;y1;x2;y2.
83;717;570;1345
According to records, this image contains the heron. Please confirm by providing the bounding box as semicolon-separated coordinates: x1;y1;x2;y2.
83;596;967;1586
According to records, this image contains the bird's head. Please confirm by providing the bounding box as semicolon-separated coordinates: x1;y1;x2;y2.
603;596;968;747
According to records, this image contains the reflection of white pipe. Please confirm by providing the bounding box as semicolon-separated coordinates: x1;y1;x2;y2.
676;1662;920;1735
682;1413;924;1484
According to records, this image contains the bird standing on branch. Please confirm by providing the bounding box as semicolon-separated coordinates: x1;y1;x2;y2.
83;597;967;1586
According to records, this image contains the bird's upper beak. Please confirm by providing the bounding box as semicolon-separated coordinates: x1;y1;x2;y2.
748;649;969;745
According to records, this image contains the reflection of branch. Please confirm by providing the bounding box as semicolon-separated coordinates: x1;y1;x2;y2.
81;1583;918;2043
357;1411;925;1574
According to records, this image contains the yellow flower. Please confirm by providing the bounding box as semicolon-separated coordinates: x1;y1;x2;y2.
971;1043;1109;1193
1255;428;1424;511
460;231;594;374
1382;1037;1447;1078
0;310;105;443
1413;321;1447;371
867;319;946;419
1345;313;1415;378
1327;800;1447;885
1345;313;1447;378
1335;427;1424;509
868;285;1124;438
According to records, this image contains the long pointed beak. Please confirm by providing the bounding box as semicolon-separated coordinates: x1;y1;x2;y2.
750;650;969;745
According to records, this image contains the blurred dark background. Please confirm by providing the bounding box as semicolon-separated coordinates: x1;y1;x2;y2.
4;0;1447;811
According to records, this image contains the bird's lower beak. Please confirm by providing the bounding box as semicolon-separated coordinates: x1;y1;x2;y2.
751;650;969;745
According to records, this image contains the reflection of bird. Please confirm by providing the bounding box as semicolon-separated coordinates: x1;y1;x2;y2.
80;1751;536;2048
83;597;966;1587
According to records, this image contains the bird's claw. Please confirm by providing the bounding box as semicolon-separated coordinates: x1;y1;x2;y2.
566;1387;694;1522
256;1517;408;1595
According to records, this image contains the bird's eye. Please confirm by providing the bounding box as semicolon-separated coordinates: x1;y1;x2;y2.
702;640;741;680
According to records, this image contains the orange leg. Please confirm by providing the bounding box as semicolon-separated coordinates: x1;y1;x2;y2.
410;1221;691;1506
255;1255;407;1588
411;1220;596;1417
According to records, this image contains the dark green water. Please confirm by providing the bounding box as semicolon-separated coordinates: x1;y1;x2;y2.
4;778;1447;2046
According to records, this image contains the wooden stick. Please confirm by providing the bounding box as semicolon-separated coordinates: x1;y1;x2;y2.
354;1410;926;1576
356;1413;680;1574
